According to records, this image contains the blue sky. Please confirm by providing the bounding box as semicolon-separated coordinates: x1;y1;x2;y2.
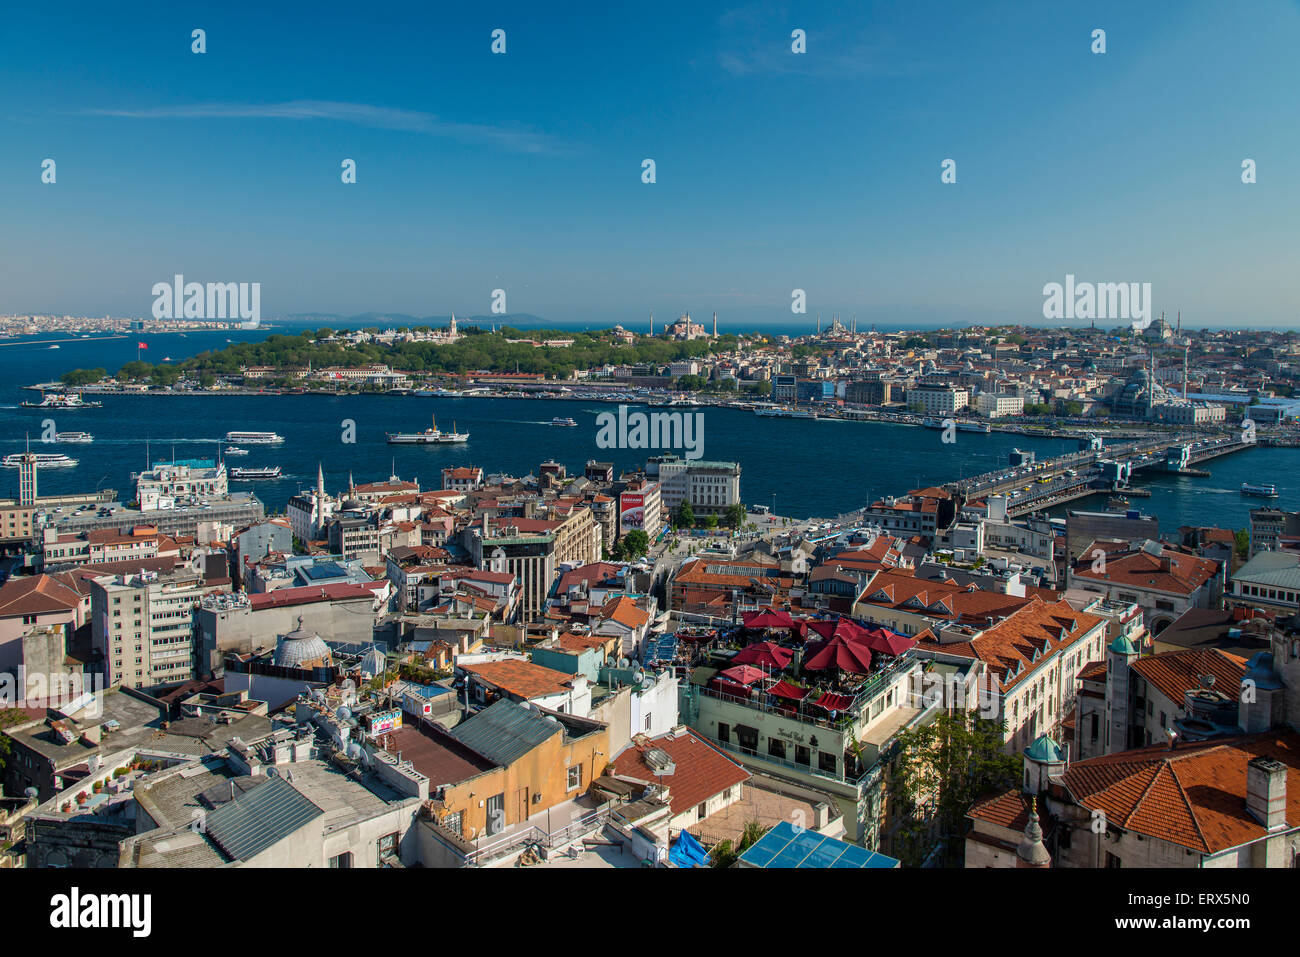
2;1;1298;329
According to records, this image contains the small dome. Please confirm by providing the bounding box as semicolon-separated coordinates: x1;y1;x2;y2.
1024;734;1063;763
274;616;333;669
1108;634;1138;656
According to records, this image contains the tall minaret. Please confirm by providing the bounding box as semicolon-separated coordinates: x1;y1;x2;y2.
314;462;326;532
712;312;717;338
449;313;457;337
649;312;654;336
817;313;821;334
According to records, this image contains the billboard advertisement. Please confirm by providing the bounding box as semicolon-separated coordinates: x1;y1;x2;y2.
620;492;645;531
368;709;402;735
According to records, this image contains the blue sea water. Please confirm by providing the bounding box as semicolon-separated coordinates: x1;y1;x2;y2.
1;330;1296;529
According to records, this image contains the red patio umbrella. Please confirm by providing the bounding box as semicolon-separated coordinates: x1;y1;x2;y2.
803;635;873;675
719;664;770;686
768;679;810;701
742;608;796;630
863;629;917;656
732;641;794;670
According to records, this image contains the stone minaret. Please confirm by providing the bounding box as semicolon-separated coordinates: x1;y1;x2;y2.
1105;634;1139;753
712;312;717;337
1015;798;1052;868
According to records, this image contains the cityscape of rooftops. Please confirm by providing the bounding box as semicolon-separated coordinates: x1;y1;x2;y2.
0;0;1295;930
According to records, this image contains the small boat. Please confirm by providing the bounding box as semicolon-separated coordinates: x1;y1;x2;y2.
3;452;78;468
1241;482;1279;498
957;421;991;434
551;417;578;427
230;466;282;480
1107;496;1131;510
224;446;250;456
49;344;60;350
54;431;94;444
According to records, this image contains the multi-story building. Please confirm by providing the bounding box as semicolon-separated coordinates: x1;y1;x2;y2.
1250;506;1300;557
90;569;211;688
1228;551;1300;616
465;518;558;619
648;455;741;518
974;392;1024;418
906;385;968;415
135;459;227;511
618;479;662;539
1067;539;1222;635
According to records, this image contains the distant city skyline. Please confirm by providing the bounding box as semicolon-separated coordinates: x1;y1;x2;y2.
2;2;1298;326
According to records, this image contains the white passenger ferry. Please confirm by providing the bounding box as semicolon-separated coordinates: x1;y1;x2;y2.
225;431;284;445
3;453;78;469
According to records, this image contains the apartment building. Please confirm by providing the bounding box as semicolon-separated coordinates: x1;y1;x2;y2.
906;385;968;415
974;392;1024;418
91;569;210;688
649;455;742;518
1067;539;1222;635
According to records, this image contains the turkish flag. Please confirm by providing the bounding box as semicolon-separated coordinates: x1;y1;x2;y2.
138;342;148;349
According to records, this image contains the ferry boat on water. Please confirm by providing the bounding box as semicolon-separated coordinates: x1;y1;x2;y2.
225;431;284;445
3;453;78;469
54;432;93;444
224;446;250;456
230;466;282;480
958;421;991;433
1107;495;1131;510
1242;482;1279;498
386;415;469;444
756;406;816;419
20;392;101;409
551;417;578;427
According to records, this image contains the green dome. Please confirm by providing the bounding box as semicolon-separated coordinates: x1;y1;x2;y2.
1024;734;1063;763
1108;634;1138;656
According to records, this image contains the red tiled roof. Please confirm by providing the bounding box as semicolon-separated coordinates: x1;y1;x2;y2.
1060;731;1300;853
463;659;575;699
610;730;750;817
246;581;380;610
1130;648;1247;706
0;573;85;617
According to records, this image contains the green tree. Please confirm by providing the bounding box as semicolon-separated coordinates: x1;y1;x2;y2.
61;368;107;387
675;501;695;529
889;712;1023;867
708;820;769;868
724;503;745;529
621;529;650;559
1234;528;1250;559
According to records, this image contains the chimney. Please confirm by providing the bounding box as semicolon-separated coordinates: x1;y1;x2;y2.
1245;756;1288;830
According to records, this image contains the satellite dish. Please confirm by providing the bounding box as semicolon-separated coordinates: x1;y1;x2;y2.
24;787;38;800
346;742;363;760
337;707;352;722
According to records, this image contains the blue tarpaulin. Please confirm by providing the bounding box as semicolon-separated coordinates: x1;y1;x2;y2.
669;830;709;868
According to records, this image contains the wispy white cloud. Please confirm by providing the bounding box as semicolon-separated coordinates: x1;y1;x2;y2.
80;100;562;154
717;4;932;78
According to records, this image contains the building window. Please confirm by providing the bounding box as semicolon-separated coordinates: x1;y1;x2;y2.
768;738;786;760
818;751;837;775
795;745;810;766
717;722;729;744
566;765;582;791
697;802;707;820
328;852;352;868
376;832;398;865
